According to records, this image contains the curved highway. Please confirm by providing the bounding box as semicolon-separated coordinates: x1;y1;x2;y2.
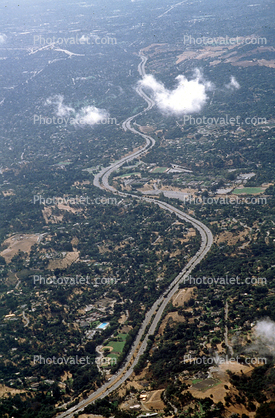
56;52;213;418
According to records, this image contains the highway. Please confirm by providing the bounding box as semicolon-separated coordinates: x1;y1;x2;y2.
56;52;213;418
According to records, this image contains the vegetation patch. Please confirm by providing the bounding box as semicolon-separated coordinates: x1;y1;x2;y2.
103;334;128;354
151;167;168;173
232;187;266;194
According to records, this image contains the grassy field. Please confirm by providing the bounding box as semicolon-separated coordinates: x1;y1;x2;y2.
192;379;203;384
104;334;128;354
151;167;168;173
56;161;72;166
107;353;119;361
192;378;221;392
102;353;118;368
106;340;125;353
118;172;140;178
102;334;128;368
82;167;96;173
233;187;265;194
117;333;128;340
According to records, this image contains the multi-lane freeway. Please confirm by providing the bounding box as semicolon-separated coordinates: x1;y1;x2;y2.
56;53;213;418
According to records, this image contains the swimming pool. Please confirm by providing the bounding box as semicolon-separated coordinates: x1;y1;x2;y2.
97;322;109;329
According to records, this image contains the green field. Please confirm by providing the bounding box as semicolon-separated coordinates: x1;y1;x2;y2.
56;161;72;166
104;333;128;354
192;378;221;392
82;167;96;173
233;187;265;195
101;334;129;368
106;340;125;353
151;167;168;173
118;172;140;178
117;333;128;340
101;353;118;368
192;379;203;384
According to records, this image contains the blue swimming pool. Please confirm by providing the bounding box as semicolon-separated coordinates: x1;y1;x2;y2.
97;322;108;329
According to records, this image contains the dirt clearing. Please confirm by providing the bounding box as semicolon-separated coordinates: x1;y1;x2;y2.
172;287;195;307
47;251;79;270
0;234;44;263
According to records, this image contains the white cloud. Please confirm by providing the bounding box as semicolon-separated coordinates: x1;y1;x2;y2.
73;105;109;126
45;95;109;126
139;69;213;115
0;34;7;44
246;319;275;357
254;319;275;353
46;95;74;117
225;76;240;90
